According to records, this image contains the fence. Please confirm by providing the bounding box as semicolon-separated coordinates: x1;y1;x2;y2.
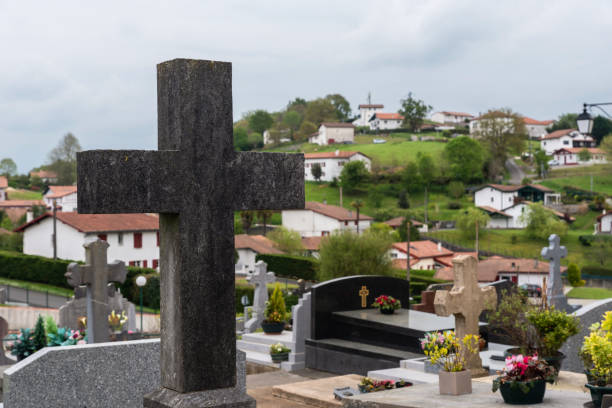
1;285;71;309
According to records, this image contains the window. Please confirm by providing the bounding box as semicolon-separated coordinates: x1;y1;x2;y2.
143;260;148;268
118;232;123;245
321;231;330;236
153;259;159;269
354;221;358;225
97;234;107;241
344;221;348;226
491;197;494;203
338;161;345;166
135;260;141;267
156;231;160;247
129;261;135;267
133;233;142;248
563;140;569;145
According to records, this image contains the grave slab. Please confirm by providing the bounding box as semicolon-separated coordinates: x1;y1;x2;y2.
272;374;361;408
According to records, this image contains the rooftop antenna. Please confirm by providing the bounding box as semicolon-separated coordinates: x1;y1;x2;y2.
367;91;371;105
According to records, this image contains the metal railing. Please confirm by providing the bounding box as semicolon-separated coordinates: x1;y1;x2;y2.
0;284;71;309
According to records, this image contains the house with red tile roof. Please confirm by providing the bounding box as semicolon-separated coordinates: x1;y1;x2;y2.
353;103;385;127
282;201;373;237
552;147;607;166
522;117;554;140
0;176;7;201
368;112;404;131
431;111;474;125
382;216;427;233
389;240;458;271
29;170;58;184
304;151;371;182
0;200;46;223
540;129;595;155
234;234;284;273
308;122;355;146
595;210;612;234
15;212;160;268
43;185;78;211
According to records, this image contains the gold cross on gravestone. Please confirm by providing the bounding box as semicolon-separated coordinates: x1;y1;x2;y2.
359;285;369;308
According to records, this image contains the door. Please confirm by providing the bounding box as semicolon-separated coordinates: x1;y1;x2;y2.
511;276;518;284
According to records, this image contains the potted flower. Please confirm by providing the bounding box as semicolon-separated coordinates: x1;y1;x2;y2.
358;377;375;393
580;311;612;408
269;342;291;363
108;310;128;340
371;295;401;315
420;331;445;373
425;330;479;395
262;283;286;334
492;354;556;405
9;328;36;361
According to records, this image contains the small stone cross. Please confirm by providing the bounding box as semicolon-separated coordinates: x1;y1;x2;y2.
65;239;127;343
434;255;496;375
359;285;369;308
77;59;304;403
244;261;275;333
541;234;569;311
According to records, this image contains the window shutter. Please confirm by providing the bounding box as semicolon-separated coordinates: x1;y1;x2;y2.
134;233;142;248
98;234;107;241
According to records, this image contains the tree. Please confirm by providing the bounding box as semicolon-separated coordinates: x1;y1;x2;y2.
282;111;302;138
447;181;465;199
533;149;549;178
256;210;274;235
578;148;592;162
351;199;364;233
473;109;527;179
443;136;485;183
520;203;567;240
317;230;393;281
398;217;420;242
266;226;304;255
455;208;490;239
325;94;351;121
600;134;612;156
304;98;337;125
367;186;384;209
247;110;274;134
366;223;401;242
240;211;254;234
311;163;322;182
33;315;46;351
48;133;82;184
0;158;17;177
400;162;423;193
397;189;409;209
548;113;578;133
339;161;369;193
297;120;317;141
398;92;432;132
417;153;436;224
592;116;612;144
233;127;250;151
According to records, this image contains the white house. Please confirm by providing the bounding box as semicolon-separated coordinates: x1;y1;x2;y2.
382;216;428;233
431;111;474;125
282;201;373;237
389;240;456;271
595;211;612;234
552;148;607;166
15;212;160;269
368;113;404;130
523;117;554;140
29;170;58;184
540;129;595;155
234;234;284;273
309;123;355;146
43;186;78;211
0;176;7;201
352;104;384;127
304;151;371;182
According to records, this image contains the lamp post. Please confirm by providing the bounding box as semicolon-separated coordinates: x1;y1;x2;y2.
135;275;147;334
577;102;612;135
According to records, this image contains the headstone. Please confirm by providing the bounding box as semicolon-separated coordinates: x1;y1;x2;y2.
65;239;127;343
412;290;435;313
540;234;570;312
434;255;496;376
281;292;312;371
77;58;304;407
0;316;15;365
244;261;275;334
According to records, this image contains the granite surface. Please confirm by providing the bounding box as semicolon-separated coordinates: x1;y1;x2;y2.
333;309;459;332
281;292;312;371
77;58;304;394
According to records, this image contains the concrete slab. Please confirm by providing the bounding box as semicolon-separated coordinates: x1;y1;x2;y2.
367;368;438;385
272;374;362;408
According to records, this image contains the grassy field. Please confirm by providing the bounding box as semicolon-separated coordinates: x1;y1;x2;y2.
7;189;43;200
567;287;612;299
540;174;612;196
0;277;73;297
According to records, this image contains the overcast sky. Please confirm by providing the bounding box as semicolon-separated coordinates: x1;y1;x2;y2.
1;1;611;173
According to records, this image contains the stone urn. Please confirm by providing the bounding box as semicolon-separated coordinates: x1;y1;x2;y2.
438;369;472;396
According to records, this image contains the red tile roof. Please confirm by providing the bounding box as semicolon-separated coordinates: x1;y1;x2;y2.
483;184;523;192
358;104;384;109
392;240;453;259
304;151;370;160
320;122;355;128
439;111;474;118
383;216;424;228
391;258;419;269
373;113;404;121
597;211;611;222
540;129;576;140
0;200;45;208
523;117;554;126
29;170;58;179
15;212;159;233
304;201;373;221
434;252;479;268
434;256;564;282
45;185;77;199
302;236;323;251
234;234;284;255
0;176;7;189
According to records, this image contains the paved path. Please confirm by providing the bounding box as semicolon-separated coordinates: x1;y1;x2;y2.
247;368;335;407
505;157;525;184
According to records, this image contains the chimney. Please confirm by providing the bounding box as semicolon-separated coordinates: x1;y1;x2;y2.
437;242;442;252
323;199;327;205
335;150;340;156
26;210;33;222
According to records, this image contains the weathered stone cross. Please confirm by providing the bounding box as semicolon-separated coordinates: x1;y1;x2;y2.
541;234;569;311
434;255;496;375
77;59;304;404
65;239;127;343
359;285;369;308
244;260;276;333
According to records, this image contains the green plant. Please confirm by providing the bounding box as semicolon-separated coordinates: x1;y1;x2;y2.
421;330;479;372
447;181;465;199
44;315;58;337
10;328;35;360
32;315;46;351
255;254;317;281
488;289;537;352
47;327;72;347
567;263;585;287
492;354;556;393
447;202;461;210
264;283;286;323
580;311;612;386
269;342;291;355
265;227;304;255
526;307;580;357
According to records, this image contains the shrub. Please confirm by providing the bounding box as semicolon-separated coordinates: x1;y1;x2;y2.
447;202;461;210
447;181;465;199
526;307;580;357
10;328;35;360
520;203;567;240
581;266;612;277
567;263;585;287
264;283;287;322
255;254;317;281
266;227;304;255
521;177;532;185
33;315;46;351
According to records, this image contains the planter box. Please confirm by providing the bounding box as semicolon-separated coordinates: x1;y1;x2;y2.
438;369;472;396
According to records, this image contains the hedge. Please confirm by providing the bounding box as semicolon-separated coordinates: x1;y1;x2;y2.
579;235;612;247
0;250;73;289
582;266;612;277
255;254;318;281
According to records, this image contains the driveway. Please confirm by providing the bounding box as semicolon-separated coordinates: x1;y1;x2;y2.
505;158;525;185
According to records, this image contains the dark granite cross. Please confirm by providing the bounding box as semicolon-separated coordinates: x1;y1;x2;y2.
77;59;304;397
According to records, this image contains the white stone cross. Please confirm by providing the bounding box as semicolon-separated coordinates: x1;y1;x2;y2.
541;234;569;311
434;255;496;375
244;261;276;333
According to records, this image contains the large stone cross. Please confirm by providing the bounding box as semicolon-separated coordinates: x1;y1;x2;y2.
244;260;276;333
434;255;496;375
77;59;304;403
65;239;127;343
541;234;569;311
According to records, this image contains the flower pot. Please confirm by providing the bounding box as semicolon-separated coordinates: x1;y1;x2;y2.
271;352;289;363
540;351;565;373
380;308;395;315
499;380;546;405
586;383;612;408
261;321;284;334
438;369;472;395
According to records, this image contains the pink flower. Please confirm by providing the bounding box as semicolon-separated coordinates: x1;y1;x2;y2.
77;340;86;345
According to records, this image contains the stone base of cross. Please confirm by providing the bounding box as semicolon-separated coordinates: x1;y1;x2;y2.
434;255;496;377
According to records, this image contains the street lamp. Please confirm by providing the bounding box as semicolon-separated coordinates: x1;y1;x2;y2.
577;102;612;135
136;275;147;334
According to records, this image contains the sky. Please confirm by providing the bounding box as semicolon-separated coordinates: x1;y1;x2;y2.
1;0;611;173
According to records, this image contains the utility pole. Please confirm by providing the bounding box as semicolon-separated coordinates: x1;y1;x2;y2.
339;186;343;208
406;219;411;281
591;174;593;192
52;199;57;259
475;219;479;256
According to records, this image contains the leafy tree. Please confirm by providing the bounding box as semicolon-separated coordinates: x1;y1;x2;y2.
287;97;307;113
351;199;364;233
304;98;337;125
282;111;302;137
266;226;304;255
520;202;567;240
601;134;612;156
417;153;436;224
397;188;409;209
247;110;274;134
366;223;401;242
455;207;490;239
473;109;527;179
339;161;369;193
398;217;420;242
325;94;352;121
0;158;17;177
48;133;82;184
567;263;585;287
317;230;393;281
297;120;318;141
533;149;549;178
592;116;612;144
367;186;384;209
443;136;485;183
400;162;423;193
240;211;254;234
233;127;250;151
247;132;263;149
398;92;432;132
447;181;465;199
311;163;322;182
0;215;14;231
578;148;592;162
256;210;274;235
33;315;46;351
548;113;578;132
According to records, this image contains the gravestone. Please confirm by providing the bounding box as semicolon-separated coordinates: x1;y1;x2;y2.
244;260;275;334
434;255;496;376
412;290;435;313
77;59;304;407
540;234;571;312
65;239;127;343
281;292;312;371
